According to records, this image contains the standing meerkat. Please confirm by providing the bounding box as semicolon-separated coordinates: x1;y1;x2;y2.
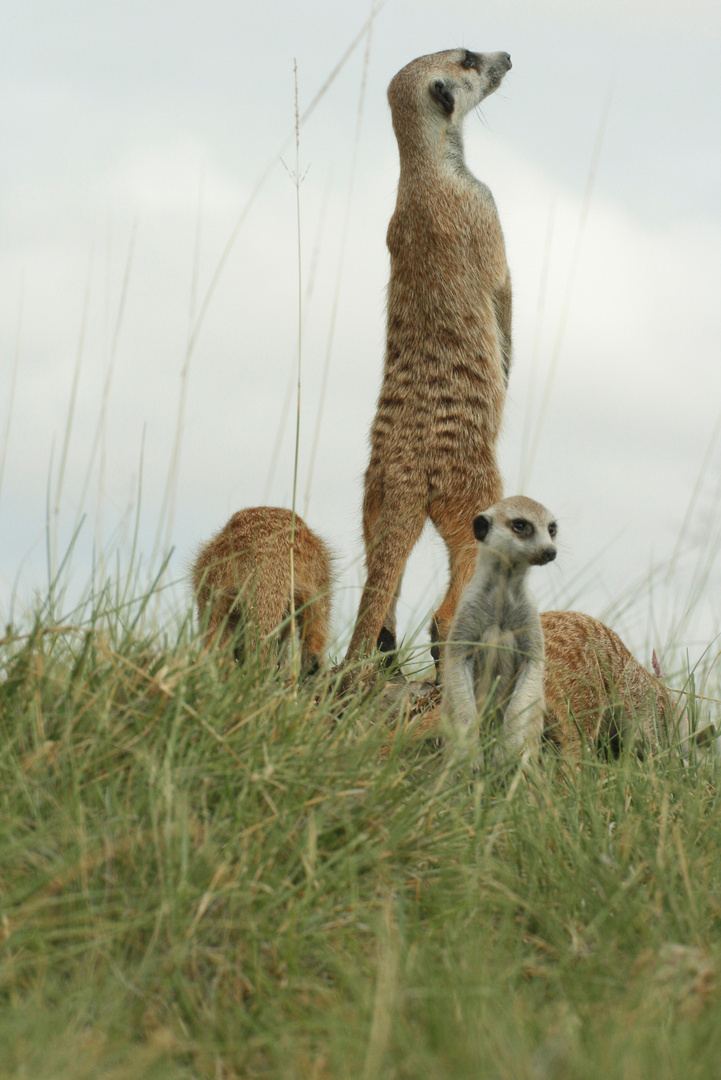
192;507;332;673
541;611;674;759
345;47;513;671
442;496;557;764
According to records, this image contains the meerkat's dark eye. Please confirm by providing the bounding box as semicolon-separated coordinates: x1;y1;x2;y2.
510;519;533;537
461;50;479;71
548;522;557;539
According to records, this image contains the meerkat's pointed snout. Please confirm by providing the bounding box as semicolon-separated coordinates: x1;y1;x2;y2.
538;547;557;565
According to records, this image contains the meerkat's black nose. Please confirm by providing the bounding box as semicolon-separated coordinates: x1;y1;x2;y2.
503;53;512;69
540;547;556;564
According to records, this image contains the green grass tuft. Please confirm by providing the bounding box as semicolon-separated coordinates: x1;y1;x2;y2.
1;598;720;1079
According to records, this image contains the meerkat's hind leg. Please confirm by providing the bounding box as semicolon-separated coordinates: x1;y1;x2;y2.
428;506;479;673
376;570;407;671
429;614;442;669
345;499;426;664
357;487;408;660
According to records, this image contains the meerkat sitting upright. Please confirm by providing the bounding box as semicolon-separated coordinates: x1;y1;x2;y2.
344;47;513;673
441;496;557;764
413;610;678;762
192;506;332;673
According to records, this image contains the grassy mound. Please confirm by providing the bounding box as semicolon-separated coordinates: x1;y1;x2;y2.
0;603;719;1078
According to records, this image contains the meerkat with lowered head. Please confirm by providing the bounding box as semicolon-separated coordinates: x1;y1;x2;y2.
442;496;557;763
193;507;332;673
345;47;513;672
540;611;674;759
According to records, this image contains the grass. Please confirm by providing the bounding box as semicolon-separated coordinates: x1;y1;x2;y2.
1;591;720;1079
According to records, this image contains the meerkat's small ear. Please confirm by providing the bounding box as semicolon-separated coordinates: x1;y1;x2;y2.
430;78;455;115
473;514;490;542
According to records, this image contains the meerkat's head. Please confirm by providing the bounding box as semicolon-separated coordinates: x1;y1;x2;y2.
388;48;511;144
473;496;557;569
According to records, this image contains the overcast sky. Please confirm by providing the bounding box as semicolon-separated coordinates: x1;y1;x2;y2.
2;0;720;669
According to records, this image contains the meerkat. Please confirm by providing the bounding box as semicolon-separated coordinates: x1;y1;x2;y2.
344;47;513;672
540;611;674;759
192;506;332;673
413;610;677;761
441;496;557;764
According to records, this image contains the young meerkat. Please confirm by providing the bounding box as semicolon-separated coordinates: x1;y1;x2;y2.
413;611;678;761
345;47;513;672
541;611;674;759
192;507;332;673
441;496;557;764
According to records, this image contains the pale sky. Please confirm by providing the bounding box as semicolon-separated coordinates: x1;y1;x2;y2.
2;0;720;669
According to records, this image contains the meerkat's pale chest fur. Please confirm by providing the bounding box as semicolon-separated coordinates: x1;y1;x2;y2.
442;496;557;763
345;47;513;672
193;507;332;673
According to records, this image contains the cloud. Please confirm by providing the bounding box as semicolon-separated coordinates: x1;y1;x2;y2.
451;0;721;32
1;5;720;663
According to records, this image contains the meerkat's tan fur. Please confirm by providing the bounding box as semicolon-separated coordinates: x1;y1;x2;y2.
345;47;514;669
193;507;332;672
540;611;674;758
